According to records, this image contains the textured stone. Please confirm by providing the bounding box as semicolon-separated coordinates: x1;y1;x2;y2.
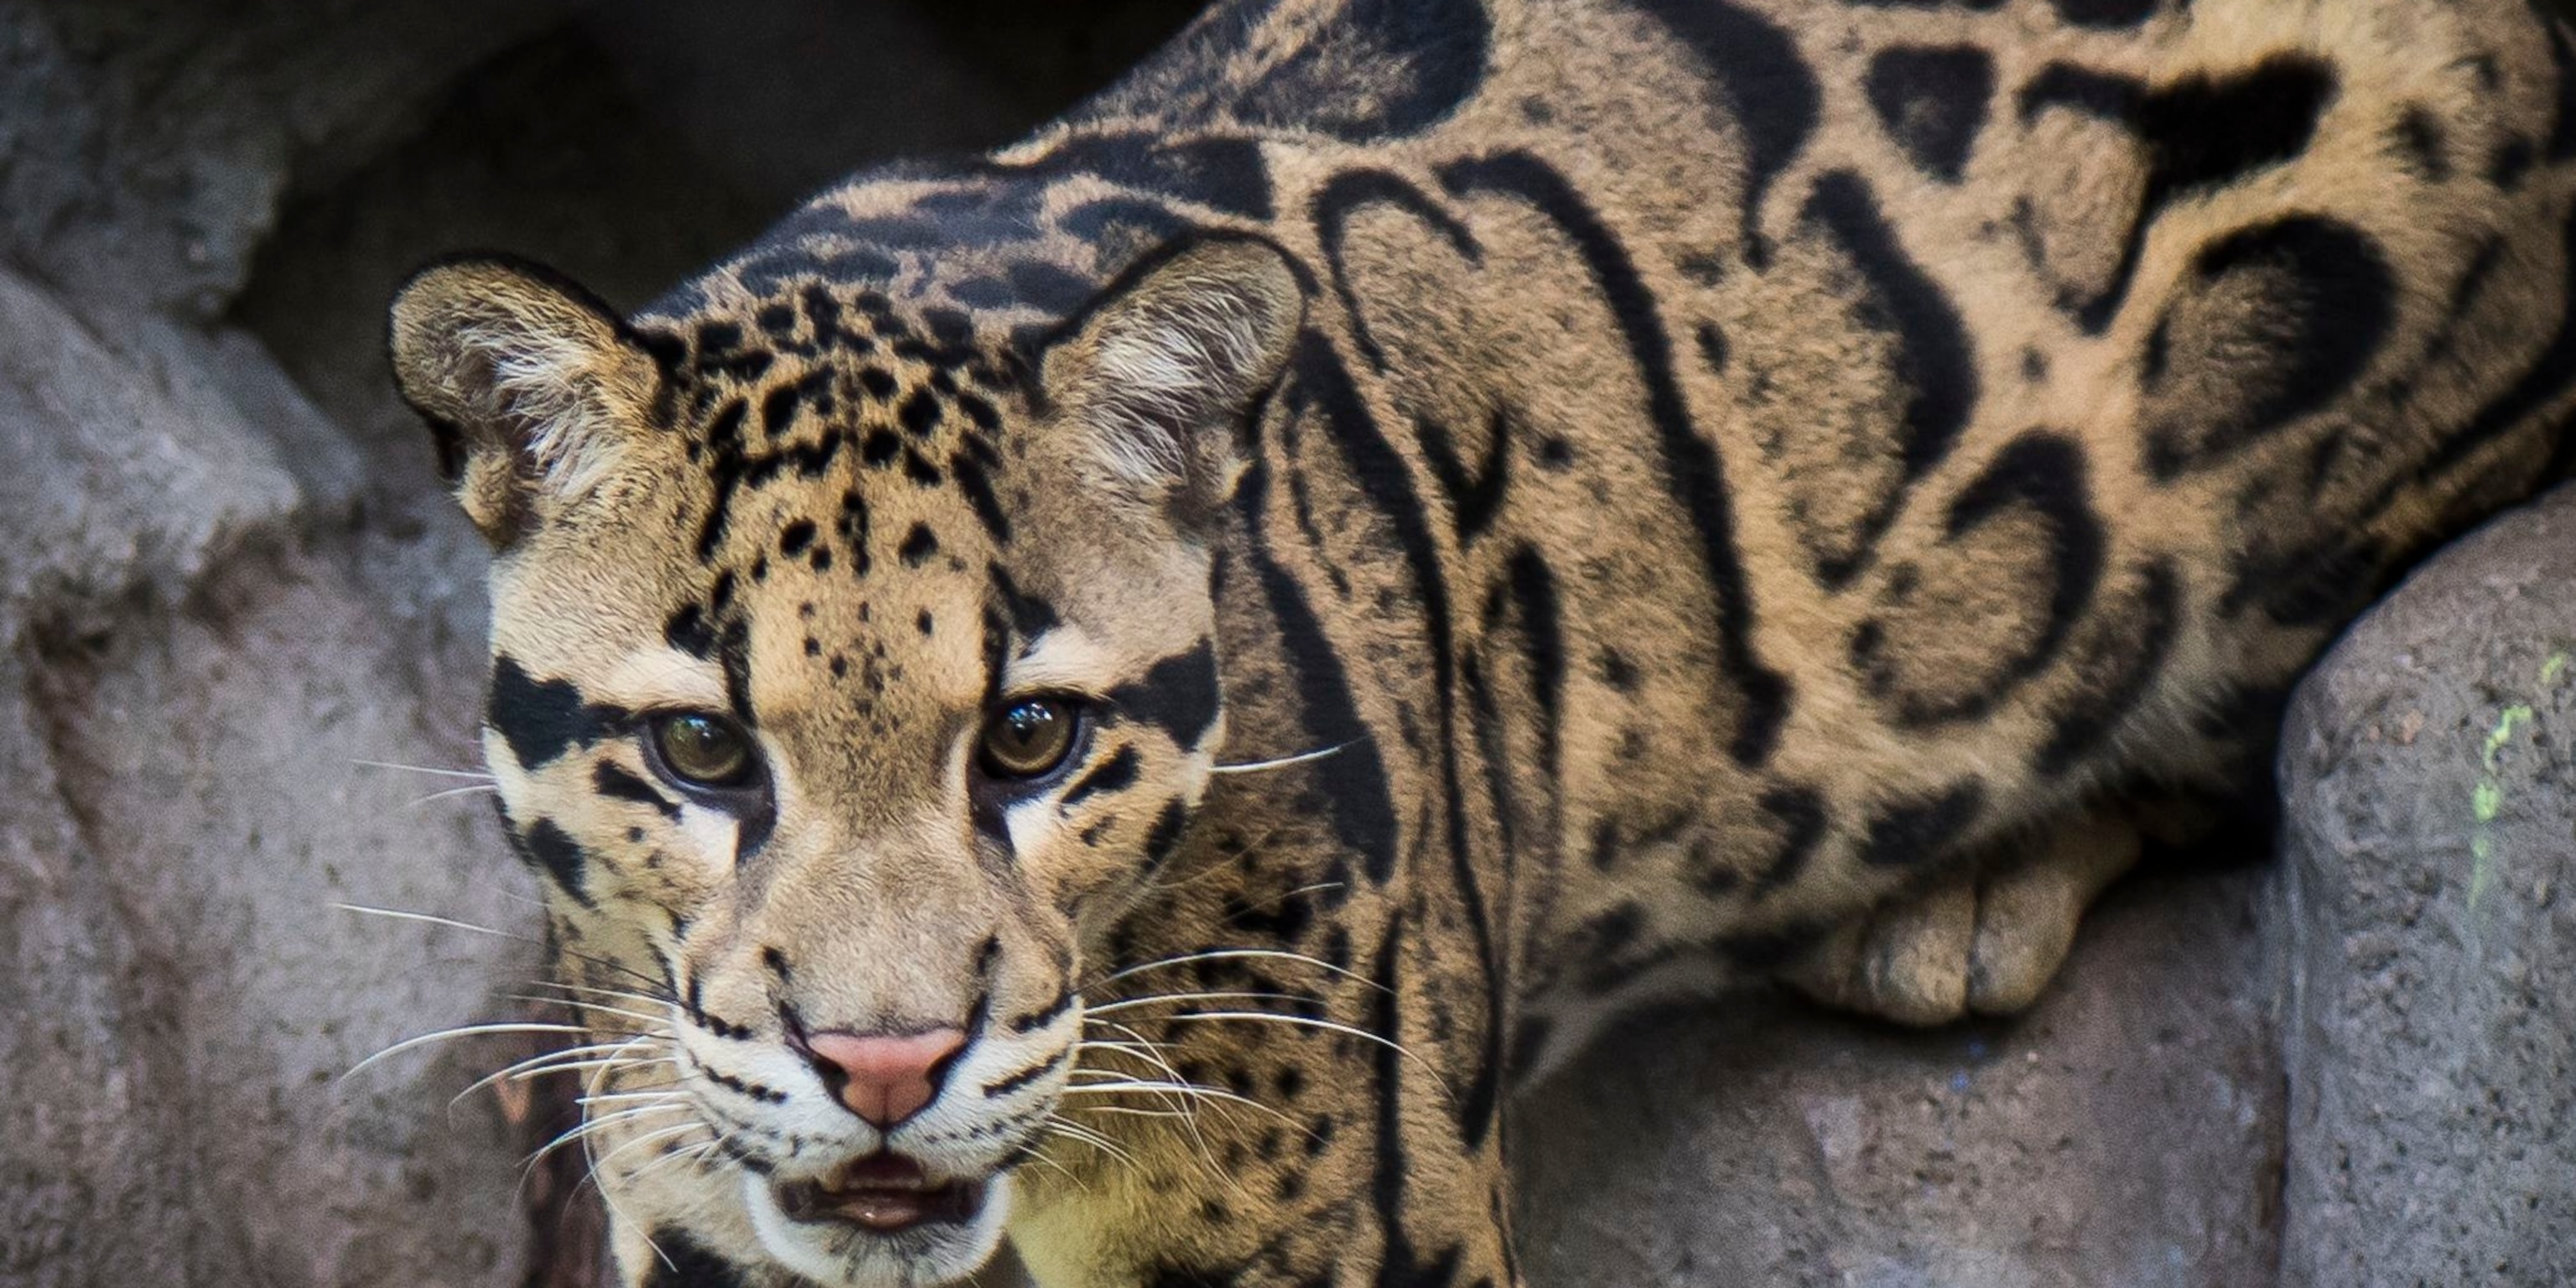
2272;484;2576;1286
1513;860;2283;1287
0;0;581;319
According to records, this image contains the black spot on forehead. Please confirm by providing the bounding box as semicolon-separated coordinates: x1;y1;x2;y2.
988;564;1057;636
665;604;716;659
899;387;943;436
2051;0;2160;26
903;448;944;486
901;523;942;565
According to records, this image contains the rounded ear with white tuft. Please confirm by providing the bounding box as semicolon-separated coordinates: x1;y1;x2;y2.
1039;235;1306;529
387;255;664;547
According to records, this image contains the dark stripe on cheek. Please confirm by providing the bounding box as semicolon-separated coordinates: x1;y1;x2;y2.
982;1049;1068;1098
1109;638;1222;747
1008;988;1075;1034
1061;745;1141;808
1141;799;1190;873
514;818;596;907
595;761;682;821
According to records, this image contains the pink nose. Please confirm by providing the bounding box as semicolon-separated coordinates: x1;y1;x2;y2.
802;1028;967;1128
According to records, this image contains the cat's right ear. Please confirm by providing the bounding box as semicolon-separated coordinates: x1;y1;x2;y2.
1036;235;1305;532
389;256;663;547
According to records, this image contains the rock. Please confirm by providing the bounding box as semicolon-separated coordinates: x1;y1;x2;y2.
4;536;541;1288
2272;483;2576;1286
1512;859;2283;1287
0;1;594;1277
0;0;583;320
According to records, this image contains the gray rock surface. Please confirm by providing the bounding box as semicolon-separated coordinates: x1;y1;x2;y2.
2273;486;2576;1286
1514;861;2283;1288
0;39;538;1268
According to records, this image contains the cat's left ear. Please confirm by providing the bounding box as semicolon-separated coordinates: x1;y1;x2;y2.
1039;235;1305;527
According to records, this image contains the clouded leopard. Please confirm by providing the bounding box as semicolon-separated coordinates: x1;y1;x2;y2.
387;0;2576;1283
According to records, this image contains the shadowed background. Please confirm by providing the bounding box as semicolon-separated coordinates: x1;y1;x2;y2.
2;2;2573;1285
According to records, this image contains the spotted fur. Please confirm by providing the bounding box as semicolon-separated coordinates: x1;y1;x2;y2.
391;1;2576;1284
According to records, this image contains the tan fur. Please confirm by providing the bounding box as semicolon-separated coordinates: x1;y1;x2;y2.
389;1;2576;1284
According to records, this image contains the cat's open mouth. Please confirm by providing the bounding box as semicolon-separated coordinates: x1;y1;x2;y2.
775;1154;989;1234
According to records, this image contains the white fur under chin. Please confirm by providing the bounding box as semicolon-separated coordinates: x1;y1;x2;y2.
739;1171;1015;1287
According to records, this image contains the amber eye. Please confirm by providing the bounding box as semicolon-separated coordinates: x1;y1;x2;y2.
979;698;1080;780
650;712;757;789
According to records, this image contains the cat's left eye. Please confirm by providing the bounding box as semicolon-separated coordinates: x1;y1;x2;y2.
647;711;760;790
979;698;1082;780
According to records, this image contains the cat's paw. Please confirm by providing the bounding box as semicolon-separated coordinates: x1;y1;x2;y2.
1785;814;2140;1026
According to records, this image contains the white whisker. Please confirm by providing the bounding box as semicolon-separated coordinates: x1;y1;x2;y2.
503;993;670;1027
1059;1079;1296;1128
626;1138;723;1187
1083;989;1319;1017
1091;948;1386;995
588;1119;714;1181
332;901;676;996
407;783;502;808
1208;740;1355;775
342;1022;590;1082
448;1031;664;1099
451;1052;678;1109
522;979;681;1010
351;759;495;781
331;902;511;938
1042;1118;1136;1167
524;1102;693;1172
1078;1022;1228;1171
1114;1011;1452;1098
1016;1147;1090;1192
